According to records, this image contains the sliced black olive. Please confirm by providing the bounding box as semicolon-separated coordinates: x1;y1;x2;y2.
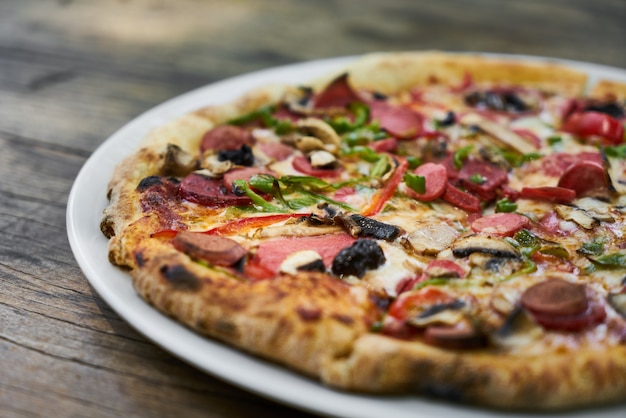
437;111;456;127
297;259;326;273
218;144;254;166
331;239;386;278
584;102;624;119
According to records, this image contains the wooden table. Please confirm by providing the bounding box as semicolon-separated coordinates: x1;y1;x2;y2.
1;1;624;416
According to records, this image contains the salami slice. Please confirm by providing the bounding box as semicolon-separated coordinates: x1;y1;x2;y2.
557;160;609;197
406;163;447;201
458;158;508;201
179;173;252;207
471;213;530;237
369;101;423;139
441;183;481;212
313;73;361;108
200;125;253;153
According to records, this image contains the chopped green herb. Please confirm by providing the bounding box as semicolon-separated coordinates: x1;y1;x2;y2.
577;237;605;256
404;172;426;194
370;155;392;179
590;252;626;268
227;105;293;134
406;156;423;170
547;136;562;147
514;229;539;248
469;173;487;184
495;197;518;213
604;144;626;159
539;243;569;259
496;148;542;168
342;145;381;163
327;102;370;134
453;145;474;169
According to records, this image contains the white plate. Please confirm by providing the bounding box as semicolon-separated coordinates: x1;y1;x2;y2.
67;54;626;418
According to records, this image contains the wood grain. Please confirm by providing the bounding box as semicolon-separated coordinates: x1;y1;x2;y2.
0;0;624;417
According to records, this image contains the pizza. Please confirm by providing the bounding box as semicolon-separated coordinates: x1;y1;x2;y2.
100;52;626;410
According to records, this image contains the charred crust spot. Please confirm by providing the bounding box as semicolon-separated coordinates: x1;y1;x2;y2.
422;383;465;402
134;251;145;268
100;216;115;238
296;306;322;322
160;264;202;291
331;313;354;325
137;176;163;191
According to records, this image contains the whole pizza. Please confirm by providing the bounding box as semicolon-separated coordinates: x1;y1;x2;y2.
100;52;626;410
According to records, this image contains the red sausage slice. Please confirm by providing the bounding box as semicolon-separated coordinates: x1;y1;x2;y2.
222;167;273;190
257;141;294;161
529;303;606;332
520;186;576;204
173;232;246;266
406;163;447;201
441;183;481;212
368;137;398;153
540;152;603;177
557;160;609;198
179;173;252;207
200;125;253;153
423;321;486;349
471;213;530;237
521;279;588;316
370;101;423;139
458;158;508;201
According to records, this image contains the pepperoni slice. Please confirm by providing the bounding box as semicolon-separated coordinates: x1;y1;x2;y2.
179;173;252;207
540;152;603;177
173;232;246;266
471;213;530;237
458;158;508;201
257;142;294;161
406;163;447;201
200;125;253;153
441;183;481;212
292;155;343;178
557;160;609;198
313;73;361;108
529;303;607;332
368;137;398;153
369;101;423;139
519;186;576;204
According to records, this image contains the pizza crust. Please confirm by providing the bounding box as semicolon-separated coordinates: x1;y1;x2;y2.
101;51;626;410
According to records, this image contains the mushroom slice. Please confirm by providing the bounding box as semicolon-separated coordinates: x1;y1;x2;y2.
408;300;466;327
199;153;233;177
280;250;324;275
460;113;536;155
309;150;337;168
451;235;520;259
161;144;198;177
296;118;341;154
294;136;326;153
406;225;459;255
554;205;598;230
574;197;615;223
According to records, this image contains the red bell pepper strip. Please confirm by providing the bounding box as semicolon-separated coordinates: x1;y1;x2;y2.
362;157;408;216
204;213;307;236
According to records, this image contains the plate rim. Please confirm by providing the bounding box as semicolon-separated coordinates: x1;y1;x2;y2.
67;52;626;418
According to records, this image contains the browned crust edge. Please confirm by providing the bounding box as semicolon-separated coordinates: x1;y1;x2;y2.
101;51;626;410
